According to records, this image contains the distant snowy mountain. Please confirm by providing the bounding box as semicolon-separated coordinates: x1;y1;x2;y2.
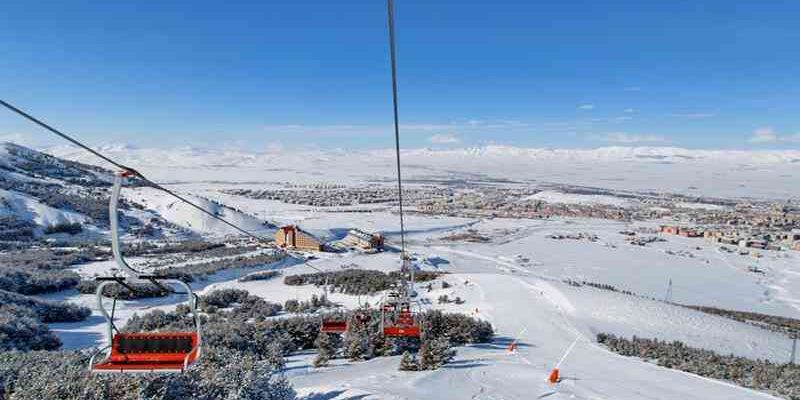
46;143;800;200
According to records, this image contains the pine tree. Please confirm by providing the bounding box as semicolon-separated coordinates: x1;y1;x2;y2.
344;332;367;361
237;362;297;400
314;333;334;367
265;341;286;371
419;336;455;370
343;313;370;361
398;351;418;371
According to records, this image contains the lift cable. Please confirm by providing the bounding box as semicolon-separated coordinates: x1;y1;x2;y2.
386;0;407;259
0;99;270;243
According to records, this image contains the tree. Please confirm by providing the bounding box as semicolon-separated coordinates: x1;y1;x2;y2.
265;341;287;371
314;333;335;368
237;362;296;400
398;351;418;371
344;331;368;361
419;336;455;370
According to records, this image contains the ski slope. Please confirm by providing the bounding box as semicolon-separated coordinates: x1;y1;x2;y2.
0;188;88;227
44;209;799;399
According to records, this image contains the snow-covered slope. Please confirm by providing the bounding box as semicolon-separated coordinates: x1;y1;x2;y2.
0;142;270;240
124;186;274;237
46;208;800;399
0;189;88;226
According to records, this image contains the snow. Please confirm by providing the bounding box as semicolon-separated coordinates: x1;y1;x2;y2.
43;209;800;399
46;144;800;200
675;202;728;210
0;188;88;227
20;142;800;399
523;190;634;207
124;186;273;237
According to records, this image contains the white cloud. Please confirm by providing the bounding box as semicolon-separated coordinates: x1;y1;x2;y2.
748;127;800;144
603;132;668;144
748;127;778;143
578;104;595;110
428;133;461;144
623;108;635;113
672;112;716;119
611;116;633;122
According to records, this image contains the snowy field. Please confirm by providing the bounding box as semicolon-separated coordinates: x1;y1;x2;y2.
49;144;800;200
34;144;800;399
43;205;800;400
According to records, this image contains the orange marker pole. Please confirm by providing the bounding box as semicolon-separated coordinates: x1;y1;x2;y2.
548;336;579;384
508;327;527;353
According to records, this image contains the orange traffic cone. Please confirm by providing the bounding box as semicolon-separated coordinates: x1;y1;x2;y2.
547;368;560;384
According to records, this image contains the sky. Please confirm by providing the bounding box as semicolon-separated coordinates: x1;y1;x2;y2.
1;0;799;151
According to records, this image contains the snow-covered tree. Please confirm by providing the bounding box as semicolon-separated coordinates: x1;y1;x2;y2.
419;336;455;370
398;351;418;371
237;362;296;400
313;333;335;367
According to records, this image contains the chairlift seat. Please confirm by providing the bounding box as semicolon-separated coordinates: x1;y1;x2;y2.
383;310;420;337
320;320;348;333
383;324;420;338
92;332;199;373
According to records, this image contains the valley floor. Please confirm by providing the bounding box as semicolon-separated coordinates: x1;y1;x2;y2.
47;209;800;400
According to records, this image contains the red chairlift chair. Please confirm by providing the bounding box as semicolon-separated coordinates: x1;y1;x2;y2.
320;318;348;334
88;277;202;373
381;296;421;338
89;171;202;373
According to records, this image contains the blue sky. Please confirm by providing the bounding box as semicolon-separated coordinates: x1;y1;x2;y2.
1;0;799;150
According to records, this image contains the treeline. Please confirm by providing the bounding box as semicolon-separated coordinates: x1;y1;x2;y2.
157;251;285;283
0;216;36;241
598;333;800;400
0;289;91;351
679;305;800;338
0;248;93;352
284;294;335;314
0;248;103;294
563;276;800;339
313;308;493;370
0;347;296;400
127;289;491;369
76;280;169;299
563;279;636;297
239;270;281;282
77;251;285;299
284;269;443;295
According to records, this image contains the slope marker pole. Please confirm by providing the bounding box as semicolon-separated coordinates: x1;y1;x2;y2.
548;336;580;384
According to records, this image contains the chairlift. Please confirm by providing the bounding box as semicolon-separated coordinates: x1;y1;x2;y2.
89;276;201;373
381;254;421;338
381;296;421;338
314;266;350;334
89;171;202;373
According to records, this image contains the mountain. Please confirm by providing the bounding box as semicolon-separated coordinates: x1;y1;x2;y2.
0;142;270;244
46;143;800;200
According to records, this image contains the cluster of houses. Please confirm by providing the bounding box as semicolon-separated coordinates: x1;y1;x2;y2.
274;225;384;252
340;229;385;251
660;225;800;252
228;186;444;208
